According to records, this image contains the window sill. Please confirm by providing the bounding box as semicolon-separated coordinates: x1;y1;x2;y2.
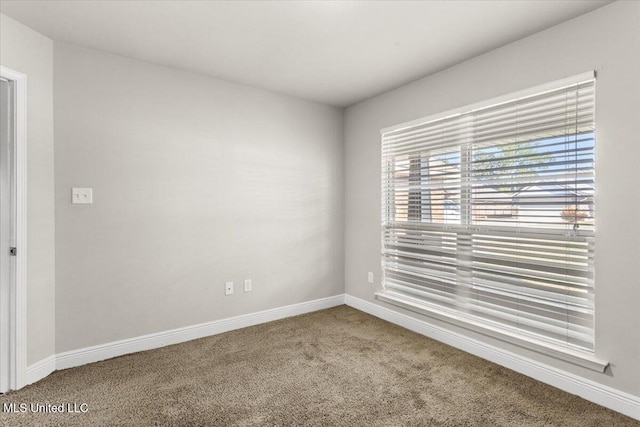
375;290;608;372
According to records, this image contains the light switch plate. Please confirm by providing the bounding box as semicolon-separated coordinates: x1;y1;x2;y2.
72;188;93;204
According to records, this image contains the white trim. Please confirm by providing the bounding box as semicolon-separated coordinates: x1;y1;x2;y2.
344;294;640;421
16;293;640;421
375;291;608;372
0;66;27;392
56;294;345;370
381;70;596;134
23;295;345;385
25;355;55;386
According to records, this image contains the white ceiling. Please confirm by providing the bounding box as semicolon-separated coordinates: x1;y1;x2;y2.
0;0;610;107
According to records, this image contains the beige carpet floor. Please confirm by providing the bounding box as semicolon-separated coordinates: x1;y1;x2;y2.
0;305;638;426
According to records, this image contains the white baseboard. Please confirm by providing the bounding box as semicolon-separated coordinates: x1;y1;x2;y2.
55;294;345;370
24;293;639;421
23;294;345;387
344;294;640;421
25;355;56;386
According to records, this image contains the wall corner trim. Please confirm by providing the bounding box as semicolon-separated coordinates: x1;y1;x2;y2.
24;294;345;386
344;294;640;421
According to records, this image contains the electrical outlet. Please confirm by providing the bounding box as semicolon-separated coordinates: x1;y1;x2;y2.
244;279;252;292
368;272;374;283
225;281;234;296
71;187;93;204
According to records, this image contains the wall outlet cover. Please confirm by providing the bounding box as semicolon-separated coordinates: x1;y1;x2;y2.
225;281;234;296
72;187;93;204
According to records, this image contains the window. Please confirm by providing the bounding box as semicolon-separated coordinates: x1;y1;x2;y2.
380;72;606;371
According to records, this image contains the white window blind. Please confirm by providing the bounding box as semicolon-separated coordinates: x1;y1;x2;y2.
380;72;606;370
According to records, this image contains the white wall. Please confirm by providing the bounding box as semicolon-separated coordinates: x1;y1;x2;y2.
53;43;344;353
0;14;56;366
344;0;640;398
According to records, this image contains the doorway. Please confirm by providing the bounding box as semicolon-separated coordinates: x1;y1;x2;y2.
0;76;16;393
0;66;27;393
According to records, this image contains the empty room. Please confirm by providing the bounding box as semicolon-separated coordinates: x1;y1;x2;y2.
0;0;639;425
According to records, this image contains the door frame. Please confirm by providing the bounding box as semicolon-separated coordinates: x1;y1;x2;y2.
0;65;27;392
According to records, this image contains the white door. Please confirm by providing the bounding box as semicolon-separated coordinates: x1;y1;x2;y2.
0;77;16;393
